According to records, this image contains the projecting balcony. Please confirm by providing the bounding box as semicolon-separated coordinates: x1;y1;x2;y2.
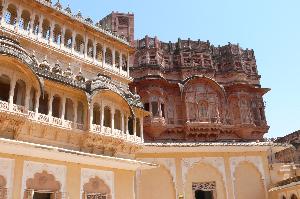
0;100;143;145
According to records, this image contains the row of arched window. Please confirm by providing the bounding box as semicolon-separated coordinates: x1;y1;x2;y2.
2;3;128;71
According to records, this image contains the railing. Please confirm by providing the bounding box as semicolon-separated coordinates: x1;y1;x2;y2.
0;187;7;199
84;192;111;199
0;100;143;144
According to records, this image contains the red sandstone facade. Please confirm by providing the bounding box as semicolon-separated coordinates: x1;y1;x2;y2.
130;36;270;142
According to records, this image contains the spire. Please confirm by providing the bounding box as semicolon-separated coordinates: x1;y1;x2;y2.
54;0;62;10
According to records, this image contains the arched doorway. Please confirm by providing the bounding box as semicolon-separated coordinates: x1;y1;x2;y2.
83;176;111;199
104;106;111;128
13;79;26;106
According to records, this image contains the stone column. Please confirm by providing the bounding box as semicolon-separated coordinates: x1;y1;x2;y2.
119;53;122;73
29;14;35;36
8;77;16;110
112;48;116;68
93;40;96;61
24;85;31;110
102;46;106;67
111;107;115;133
84;35;88;57
73;101;78;123
125;114;128;134
60;26;65;49
89;102;94;130
49;21;55;44
121;112;125;133
15;8;22;30
0;3;8;25
71;31;76;53
61;96;66;120
158;101;162;117
140;117;144;140
100;103;104;128
127;53;130;76
48;94;54;116
38;15;44;38
133;117;137;136
34;91;40;115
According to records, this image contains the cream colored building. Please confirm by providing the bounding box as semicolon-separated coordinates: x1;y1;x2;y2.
0;0;298;199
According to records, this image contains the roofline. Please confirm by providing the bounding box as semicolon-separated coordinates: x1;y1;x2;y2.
139;142;291;153
0;138;157;171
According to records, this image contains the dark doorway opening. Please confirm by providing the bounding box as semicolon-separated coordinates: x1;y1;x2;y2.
33;192;52;199
195;190;213;199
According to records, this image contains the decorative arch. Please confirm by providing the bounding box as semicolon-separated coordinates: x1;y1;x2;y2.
0;36;44;94
25;170;61;191
181;157;228;199
83;176;111;199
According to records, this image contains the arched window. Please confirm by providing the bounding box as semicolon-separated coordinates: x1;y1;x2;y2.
64;98;74;121
29;87;36;111
75;34;84;54
96;43;103;62
136;118;141;137
151;101;158;116
114;109;121;130
13;80;26;106
0;75;10;102
122;54;128;71
5;4;17;25
87;39;93;57
115;51;120;68
291;194;298;199
105;48;112;66
19;10;30;31
42;18;50;40
38;92;49;115
282;196;287;199
93;103;100;125
52;95;61;118
77;101;84;124
32;15;39;35
53;24;62;44
103;106;111;127
64;29;72;49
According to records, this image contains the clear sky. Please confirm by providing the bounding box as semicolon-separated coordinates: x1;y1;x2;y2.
59;0;300;138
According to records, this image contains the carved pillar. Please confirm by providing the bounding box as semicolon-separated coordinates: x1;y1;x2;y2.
133;117;137;136
15;7;22;30
102;46;106;67
49;21;55;43
100;103;104;128
121;112;125;133
38;15;44;38
71;31;76;53
29;14;35;35
93;40;96;61
48;93;53;116
112;48;116;68
158;101;163;117
60;26;65;49
8;77;16;110
127;53;130;76
186;102;190;122
34;91;40;116
61;96;66;119
24;85;31;110
125;114;128;134
0;3;8;25
111;107;115;133
119;53;122;73
89;102;94;130
84;35;88;57
140;117;144;140
73;100;78;123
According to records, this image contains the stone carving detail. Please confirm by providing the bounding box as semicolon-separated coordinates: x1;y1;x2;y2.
81;168;114;199
21;161;67;199
229;156;267;199
181;157;228;199
0;158;15;199
192;181;216;191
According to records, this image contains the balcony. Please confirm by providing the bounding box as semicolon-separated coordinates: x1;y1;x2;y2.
0;100;143;146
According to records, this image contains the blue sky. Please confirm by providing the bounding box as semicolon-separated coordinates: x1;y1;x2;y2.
59;0;300;138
